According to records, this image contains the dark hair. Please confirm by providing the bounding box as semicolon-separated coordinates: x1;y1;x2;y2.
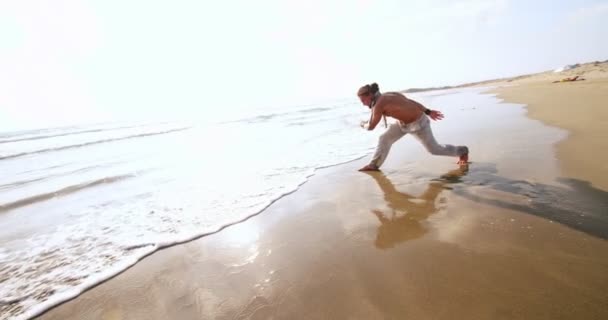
369;83;379;94
357;83;380;96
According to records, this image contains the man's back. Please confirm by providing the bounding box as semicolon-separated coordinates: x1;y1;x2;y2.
377;92;425;124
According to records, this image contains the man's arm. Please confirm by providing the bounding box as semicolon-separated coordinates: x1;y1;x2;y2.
409;98;431;114
397;92;432;114
367;101;384;131
408;97;444;121
360;111;373;128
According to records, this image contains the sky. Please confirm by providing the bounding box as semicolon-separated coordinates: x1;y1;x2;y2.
1;0;607;131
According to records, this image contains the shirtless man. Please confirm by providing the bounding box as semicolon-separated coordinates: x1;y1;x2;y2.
357;83;469;171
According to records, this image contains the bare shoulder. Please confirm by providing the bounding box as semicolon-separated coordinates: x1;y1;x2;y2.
383;92;409;103
375;94;393;109
381;92;409;104
385;91;407;98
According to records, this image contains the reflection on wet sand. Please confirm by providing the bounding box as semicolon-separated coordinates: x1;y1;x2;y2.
365;167;468;249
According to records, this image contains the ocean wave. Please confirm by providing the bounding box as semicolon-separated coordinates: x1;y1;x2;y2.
0;174;136;213
295;107;332;114
0;102;378;320
0;160;128;191
0;127;190;161
0;122;178;144
227;104;345;125
0;153;372;320
0;123;173;144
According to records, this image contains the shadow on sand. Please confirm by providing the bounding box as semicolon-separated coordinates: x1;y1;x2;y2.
365;163;608;249
448;163;608;240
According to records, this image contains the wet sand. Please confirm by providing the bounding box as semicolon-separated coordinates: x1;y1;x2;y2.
493;78;608;191
37;164;608;320
37;84;608;319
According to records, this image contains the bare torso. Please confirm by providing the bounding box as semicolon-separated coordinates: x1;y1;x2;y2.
376;92;425;124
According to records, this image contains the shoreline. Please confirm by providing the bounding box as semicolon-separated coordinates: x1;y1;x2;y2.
35;87;608;320
492;78;608;191
2;152;375;320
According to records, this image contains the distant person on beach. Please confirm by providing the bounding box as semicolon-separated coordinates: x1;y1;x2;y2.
357;83;469;171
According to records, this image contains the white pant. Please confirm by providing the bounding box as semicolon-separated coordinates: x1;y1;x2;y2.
370;114;468;167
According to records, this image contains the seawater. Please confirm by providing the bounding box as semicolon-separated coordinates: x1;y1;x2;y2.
0;96;381;319
2;88;568;320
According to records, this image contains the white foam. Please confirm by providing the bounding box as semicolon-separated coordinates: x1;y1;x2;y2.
2;152;373;320
14;245;155;320
0;101;383;320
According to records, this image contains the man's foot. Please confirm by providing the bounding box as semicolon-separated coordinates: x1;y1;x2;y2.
359;164;380;171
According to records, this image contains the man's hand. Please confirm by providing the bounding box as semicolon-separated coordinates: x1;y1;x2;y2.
360;120;369;129
428;110;444;121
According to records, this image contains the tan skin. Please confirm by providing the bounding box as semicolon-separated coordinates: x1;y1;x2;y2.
358;91;468;171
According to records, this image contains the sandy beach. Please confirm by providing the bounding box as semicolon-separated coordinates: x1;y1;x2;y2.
36;63;608;320
494;80;608;191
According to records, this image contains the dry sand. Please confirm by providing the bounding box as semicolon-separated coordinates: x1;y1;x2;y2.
36;63;608;320
491;63;608;191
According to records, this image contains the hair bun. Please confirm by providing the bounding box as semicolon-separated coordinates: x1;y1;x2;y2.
370;83;379;94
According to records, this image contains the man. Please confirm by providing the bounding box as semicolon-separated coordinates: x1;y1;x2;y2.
357;83;469;171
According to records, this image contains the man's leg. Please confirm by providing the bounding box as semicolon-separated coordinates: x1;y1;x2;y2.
412;119;469;164
360;123;406;171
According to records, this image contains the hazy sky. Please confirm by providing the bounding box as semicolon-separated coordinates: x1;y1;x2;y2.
1;0;607;130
